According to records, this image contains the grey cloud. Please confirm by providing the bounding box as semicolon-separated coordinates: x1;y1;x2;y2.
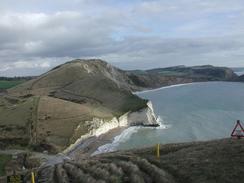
0;0;244;76
104;36;244;69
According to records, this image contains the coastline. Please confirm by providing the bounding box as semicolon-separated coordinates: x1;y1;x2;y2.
69;83;198;159
133;81;242;94
67;127;127;159
134;82;204;94
89;81;238;156
67;82;215;159
67;82;209;159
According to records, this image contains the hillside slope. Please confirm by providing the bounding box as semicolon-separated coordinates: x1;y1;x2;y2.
37;138;244;183
1;59;157;152
8;59;147;116
0;96;38;148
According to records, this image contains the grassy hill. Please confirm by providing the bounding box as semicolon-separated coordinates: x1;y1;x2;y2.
0;59;148;152
8;59;147;116
37;138;244;183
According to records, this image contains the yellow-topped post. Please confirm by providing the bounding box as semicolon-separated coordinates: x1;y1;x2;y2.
31;172;35;183
156;144;160;158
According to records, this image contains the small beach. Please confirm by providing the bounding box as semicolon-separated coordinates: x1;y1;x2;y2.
67;127;127;159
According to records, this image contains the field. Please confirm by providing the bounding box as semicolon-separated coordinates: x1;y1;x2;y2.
0;80;25;89
0;94;116;153
35;96;114;152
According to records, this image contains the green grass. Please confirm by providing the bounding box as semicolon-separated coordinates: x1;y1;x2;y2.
0;80;24;89
0;154;12;176
113;95;148;117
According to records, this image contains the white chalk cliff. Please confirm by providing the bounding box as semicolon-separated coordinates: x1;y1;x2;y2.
64;101;158;154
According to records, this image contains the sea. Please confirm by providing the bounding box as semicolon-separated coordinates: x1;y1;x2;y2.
93;81;244;154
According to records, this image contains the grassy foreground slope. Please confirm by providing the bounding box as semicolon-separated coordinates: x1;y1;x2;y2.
38;138;244;183
0;96;39;148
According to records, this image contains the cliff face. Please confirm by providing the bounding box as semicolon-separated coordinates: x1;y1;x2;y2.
65;101;158;153
121;101;158;126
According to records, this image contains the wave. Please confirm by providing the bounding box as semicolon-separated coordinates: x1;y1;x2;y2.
156;116;171;129
91;126;141;156
92;115;170;156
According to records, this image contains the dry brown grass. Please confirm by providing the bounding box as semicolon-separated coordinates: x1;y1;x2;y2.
37;138;244;183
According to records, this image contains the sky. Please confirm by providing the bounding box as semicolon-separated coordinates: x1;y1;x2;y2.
1;0;244;76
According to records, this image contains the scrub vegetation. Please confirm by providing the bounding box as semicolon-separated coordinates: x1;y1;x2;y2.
37;138;244;183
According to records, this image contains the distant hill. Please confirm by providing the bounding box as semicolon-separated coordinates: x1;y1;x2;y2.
231;67;244;72
0;76;34;90
126;65;238;90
